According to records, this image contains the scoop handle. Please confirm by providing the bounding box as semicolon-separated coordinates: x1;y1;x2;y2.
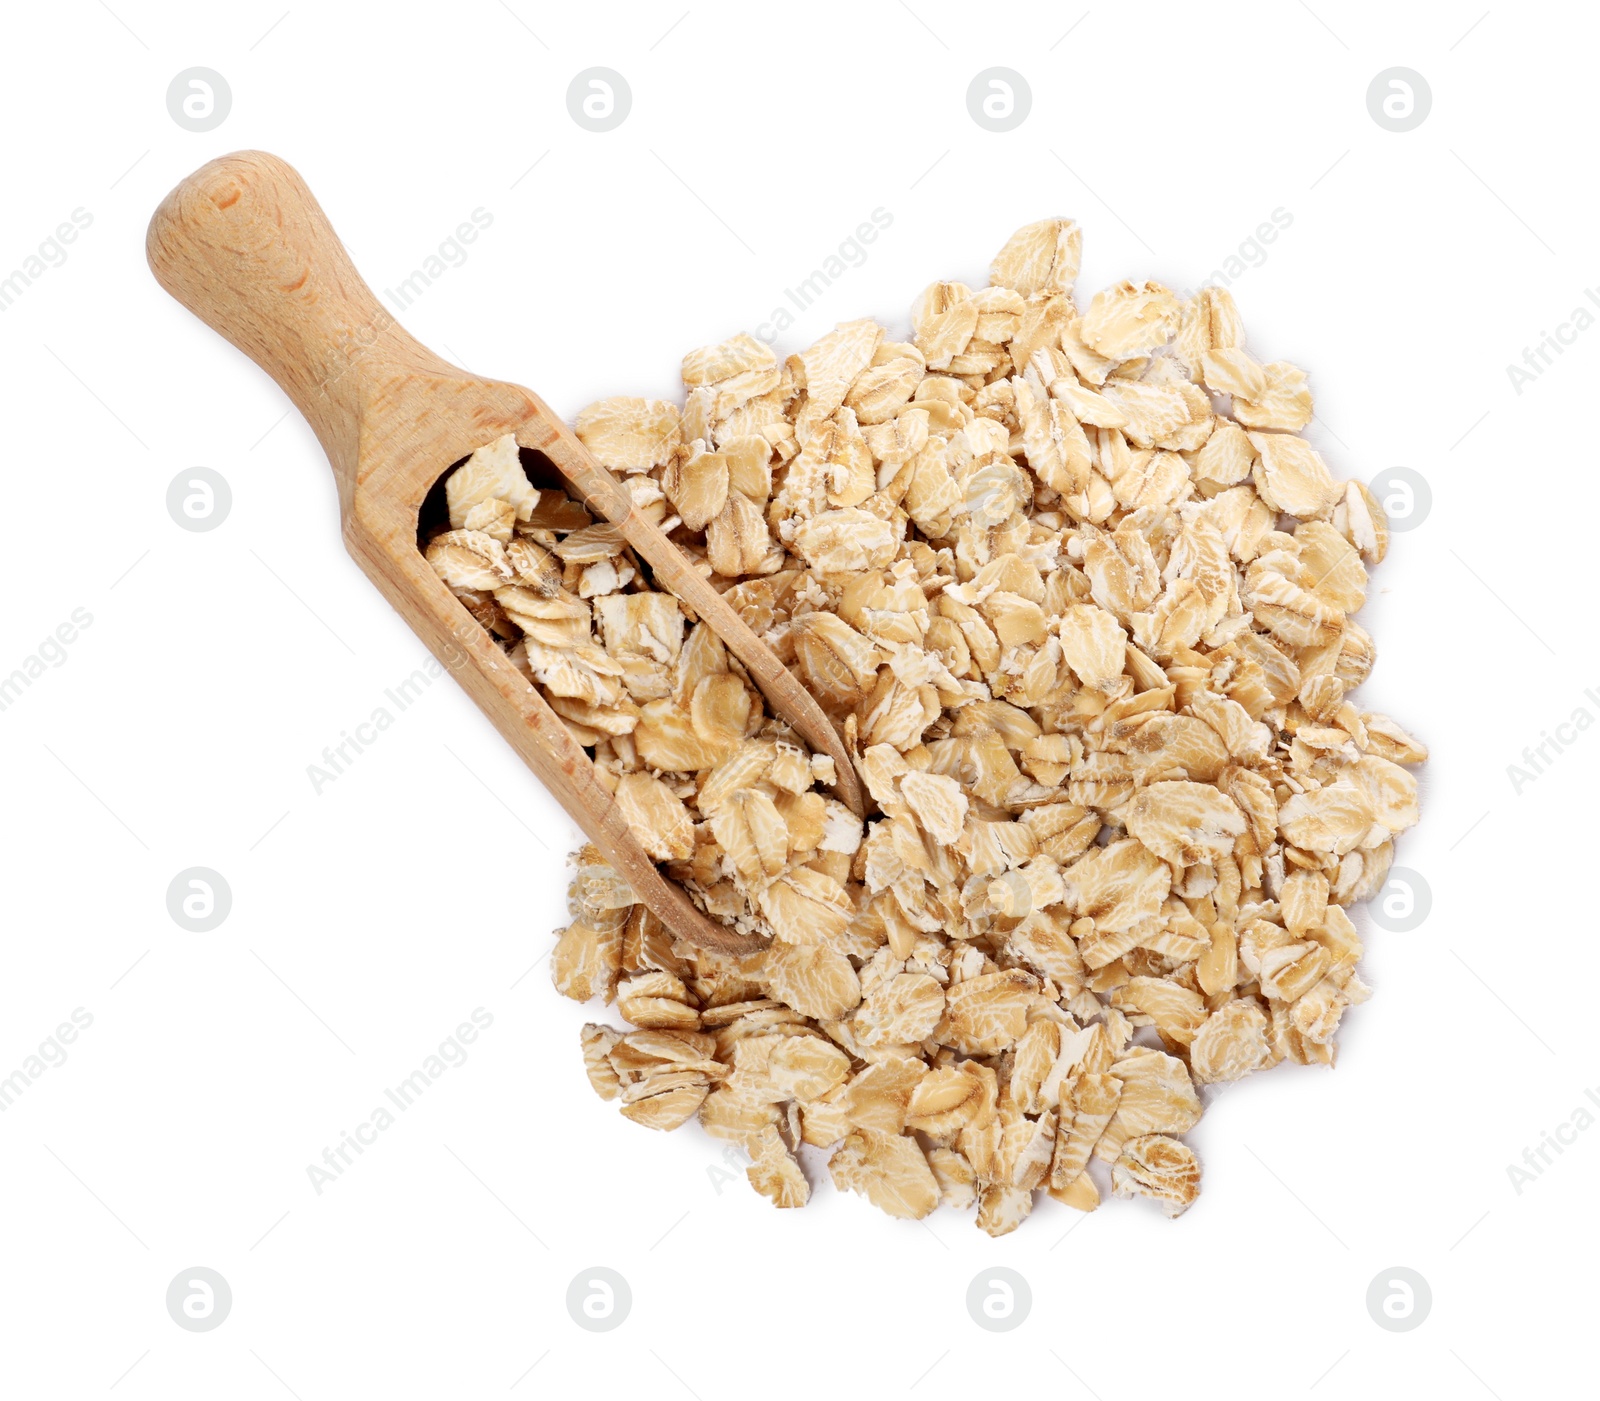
146;150;447;515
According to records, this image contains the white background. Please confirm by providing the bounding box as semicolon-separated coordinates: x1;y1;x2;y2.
0;1;1588;1396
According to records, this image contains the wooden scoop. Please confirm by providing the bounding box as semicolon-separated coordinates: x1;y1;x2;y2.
147;150;863;956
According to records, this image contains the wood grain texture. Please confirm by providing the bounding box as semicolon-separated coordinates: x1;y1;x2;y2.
146;151;861;954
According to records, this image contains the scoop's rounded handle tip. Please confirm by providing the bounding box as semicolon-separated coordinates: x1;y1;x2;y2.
147;150;338;347
147;149;287;265
147;151;430;504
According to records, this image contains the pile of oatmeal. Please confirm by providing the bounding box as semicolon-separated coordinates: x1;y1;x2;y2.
425;218;1424;1232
